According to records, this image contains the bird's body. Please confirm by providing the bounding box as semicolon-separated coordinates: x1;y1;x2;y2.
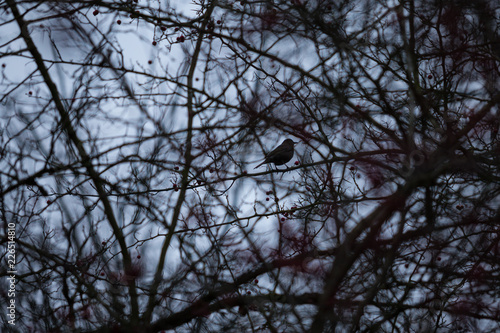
254;139;297;169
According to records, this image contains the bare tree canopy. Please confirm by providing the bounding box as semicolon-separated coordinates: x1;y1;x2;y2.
1;0;500;332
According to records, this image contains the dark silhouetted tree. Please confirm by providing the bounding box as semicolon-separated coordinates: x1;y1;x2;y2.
1;0;500;332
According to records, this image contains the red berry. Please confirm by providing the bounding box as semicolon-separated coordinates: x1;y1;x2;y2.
427;74;433;79
102;241;106;245
254;279;259;283
100;272;105;276
160;26;166;31
175;27;179;32
242;170;247;175
266;197;270;201
209;168;214;173
117;20;121;25
46;200;51;204
217;20;221;24
247;291;251;295
437;257;441;261
28;91;33;95
152;41;157;46
148;60;152;64
195;77;199;81
405;263;409;268
137;255;141;259
179;35;185;42
174;166;179;170
93;10;99;16
1;64;5;68
281;217;285;222
294;161;299;165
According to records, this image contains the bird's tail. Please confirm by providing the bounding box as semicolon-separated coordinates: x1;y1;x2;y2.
254;161;265;169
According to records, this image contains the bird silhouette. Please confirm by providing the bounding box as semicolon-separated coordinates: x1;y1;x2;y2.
254;139;297;169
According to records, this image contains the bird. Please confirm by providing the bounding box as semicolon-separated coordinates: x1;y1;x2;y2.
254;139;297;169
